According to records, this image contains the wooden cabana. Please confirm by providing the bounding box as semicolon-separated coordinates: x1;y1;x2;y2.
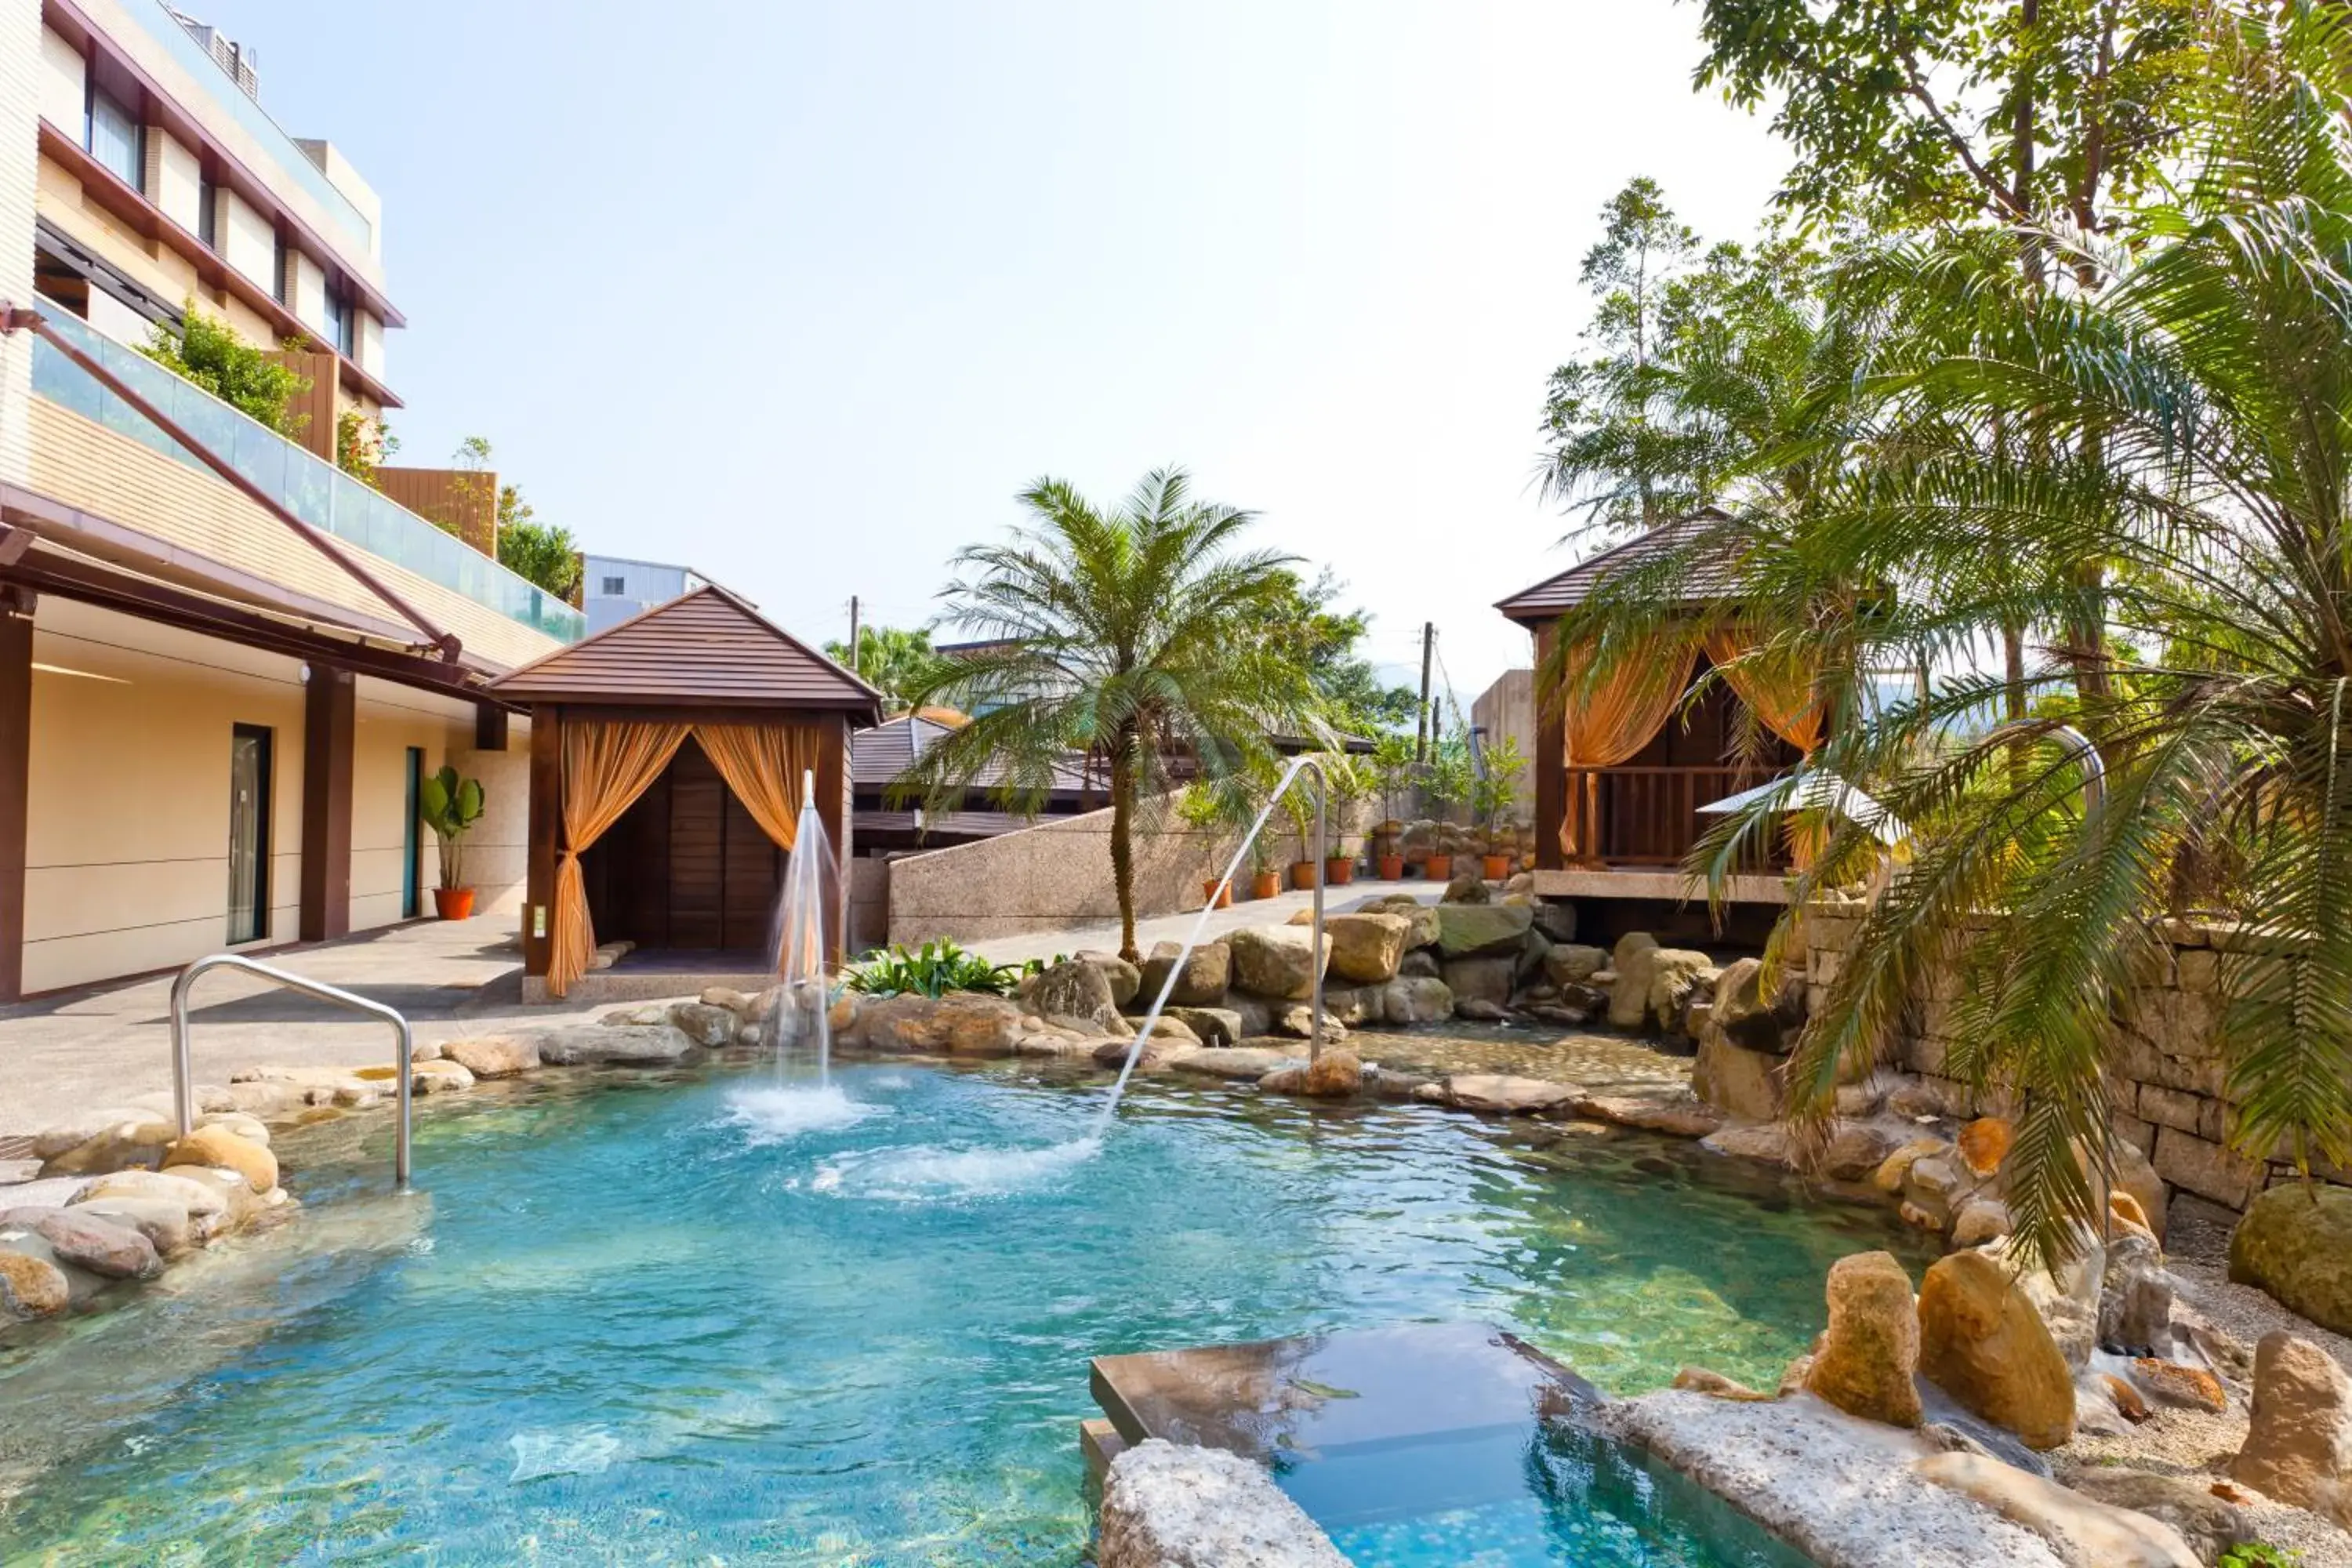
1496;510;1817;886
488;585;881;1000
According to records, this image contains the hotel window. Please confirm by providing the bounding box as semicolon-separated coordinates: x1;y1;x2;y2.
85;82;142;191
323;285;354;356
273;234;290;304
602;575;626;596
197;173;218;249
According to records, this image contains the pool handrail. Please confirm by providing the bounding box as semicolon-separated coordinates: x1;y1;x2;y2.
169;953;415;1188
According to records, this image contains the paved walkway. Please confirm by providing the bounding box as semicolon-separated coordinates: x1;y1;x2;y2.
0;916;601;1138
964;877;1437;967
0;878;1461;1138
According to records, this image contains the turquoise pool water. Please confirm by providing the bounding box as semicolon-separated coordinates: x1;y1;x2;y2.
0;1059;1927;1564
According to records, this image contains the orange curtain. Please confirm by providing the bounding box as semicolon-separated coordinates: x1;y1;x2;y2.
694;720;822;851
1702;627;1824;754
548;720;690;997
1559;630;1699;862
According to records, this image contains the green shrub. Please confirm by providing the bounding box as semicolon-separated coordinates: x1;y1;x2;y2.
140;305;309;434
2222;1544;2303;1568
844;939;1024;999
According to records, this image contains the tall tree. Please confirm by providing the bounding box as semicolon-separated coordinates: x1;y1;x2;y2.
1258;570;1419;736
823;625;947;716
899;469;1324;960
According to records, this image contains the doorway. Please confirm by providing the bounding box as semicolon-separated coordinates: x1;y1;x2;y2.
227;724;273;945
402;746;425;919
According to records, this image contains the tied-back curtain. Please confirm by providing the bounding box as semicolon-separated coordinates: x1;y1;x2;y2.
693;721;822;852
549;720;691;997
1701;628;1824;754
1559;630;1698;862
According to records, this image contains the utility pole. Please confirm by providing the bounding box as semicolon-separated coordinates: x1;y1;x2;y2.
1415;622;1435;763
847;595;861;674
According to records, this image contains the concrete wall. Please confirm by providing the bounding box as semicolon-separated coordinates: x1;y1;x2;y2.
1802;903;2344;1214
1472;668;1537;814
886;793;1246;947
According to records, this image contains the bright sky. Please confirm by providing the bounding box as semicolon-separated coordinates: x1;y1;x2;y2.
202;0;1789;710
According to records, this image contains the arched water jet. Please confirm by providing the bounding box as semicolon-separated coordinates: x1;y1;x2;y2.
764;767;840;1086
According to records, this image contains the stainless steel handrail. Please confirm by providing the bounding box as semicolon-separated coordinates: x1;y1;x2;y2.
169;954;415;1188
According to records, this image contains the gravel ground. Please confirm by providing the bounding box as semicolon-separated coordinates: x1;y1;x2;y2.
2044;1192;2352;1566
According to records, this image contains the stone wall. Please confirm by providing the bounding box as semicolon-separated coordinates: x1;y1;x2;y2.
1802;904;2342;1214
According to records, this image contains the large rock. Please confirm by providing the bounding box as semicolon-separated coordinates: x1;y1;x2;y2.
2230;1331;2352;1524
1439;1074;1579;1115
1227;926;1329;1001
533;1023;701;1066
1323;913;1411;985
1161;1045;1298;1081
1433;903;1533;959
78;1169;231;1242
1917;1250;2078;1450
2097;1232;2174;1358
2062;1469;2250;1566
1439;956;1515;1011
666;1000;740;1048
1608;936;1703;1031
1260;1049;1363;1100
1374;976;1454;1025
1164;1006;1243;1047
1709;956;1803;1053
1691;1033;1784;1122
0;1205;159;1280
38;1113;180;1178
2230;1182;2352;1336
440;1034;543;1078
1806;1250;1924;1427
851;994;1026;1056
1030;959;1123;1032
1641;949;1716;1035
68;1196;191;1261
1076;950;1142;1007
1912;1454;2200;1568
1098;1438;1350;1568
1544;944;1607;988
1989;1236;2105;1374
0;1249;70;1321
1139;941;1231;1008
1441;871;1491;905
162;1123;278;1194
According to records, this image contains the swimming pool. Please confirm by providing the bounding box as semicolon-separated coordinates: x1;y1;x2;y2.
0;1058;1929;1563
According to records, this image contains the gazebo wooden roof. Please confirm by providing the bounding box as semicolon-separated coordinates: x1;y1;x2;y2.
1494;508;1739;626
488;584;882;716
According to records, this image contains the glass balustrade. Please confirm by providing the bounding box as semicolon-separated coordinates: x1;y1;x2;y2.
29;308;586;643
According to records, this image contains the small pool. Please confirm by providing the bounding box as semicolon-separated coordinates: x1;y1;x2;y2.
0;1058;1927;1563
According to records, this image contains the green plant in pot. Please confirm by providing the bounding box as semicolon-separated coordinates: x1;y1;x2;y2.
1420;742;1472;880
1472;735;1526;880
1368;732;1414;877
1176;783;1237;909
1318;750;1364;884
418;765;486;919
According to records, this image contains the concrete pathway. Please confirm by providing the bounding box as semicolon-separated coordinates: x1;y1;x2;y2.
0;916;601;1138
964;877;1439;967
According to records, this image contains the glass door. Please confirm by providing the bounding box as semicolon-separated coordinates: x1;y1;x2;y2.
402;746;424;919
227;724;272;945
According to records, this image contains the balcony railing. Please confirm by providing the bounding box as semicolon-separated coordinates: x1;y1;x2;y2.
132;0;374;256
1564;765;1785;869
29;307;585;643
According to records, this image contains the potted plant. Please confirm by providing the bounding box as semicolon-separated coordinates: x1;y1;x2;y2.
1247;833;1282;901
1473;735;1527;880
1421;742;1471;880
419;764;486;919
1321;751;1364;885
1178;784;1236;908
1284;786;1319;890
1369;734;1414;879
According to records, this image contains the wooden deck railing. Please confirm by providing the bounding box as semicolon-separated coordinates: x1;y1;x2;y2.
1563;765;1785;869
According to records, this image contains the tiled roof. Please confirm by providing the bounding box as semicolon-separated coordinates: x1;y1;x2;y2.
486;585;883;712
1494;508;1742;623
850;714;1092;793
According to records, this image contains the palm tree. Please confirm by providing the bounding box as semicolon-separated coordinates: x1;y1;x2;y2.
898;468;1325;960
1557;0;2352;1266
825;625;946;716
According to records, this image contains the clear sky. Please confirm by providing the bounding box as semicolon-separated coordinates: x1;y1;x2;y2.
200;0;1788;710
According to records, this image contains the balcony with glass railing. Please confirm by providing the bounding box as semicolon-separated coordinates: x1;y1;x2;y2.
29;307;586;643
128;0;374;258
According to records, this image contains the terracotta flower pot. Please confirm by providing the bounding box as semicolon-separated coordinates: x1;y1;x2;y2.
1424;854;1454;881
433;886;477;920
1482;854;1512;881
1376;854;1405;881
1290;860;1319;890
1323;857;1355;885
1250;870;1283;901
1203;880;1232;909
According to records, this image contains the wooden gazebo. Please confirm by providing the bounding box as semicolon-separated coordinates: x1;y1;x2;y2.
488;586;881;1000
